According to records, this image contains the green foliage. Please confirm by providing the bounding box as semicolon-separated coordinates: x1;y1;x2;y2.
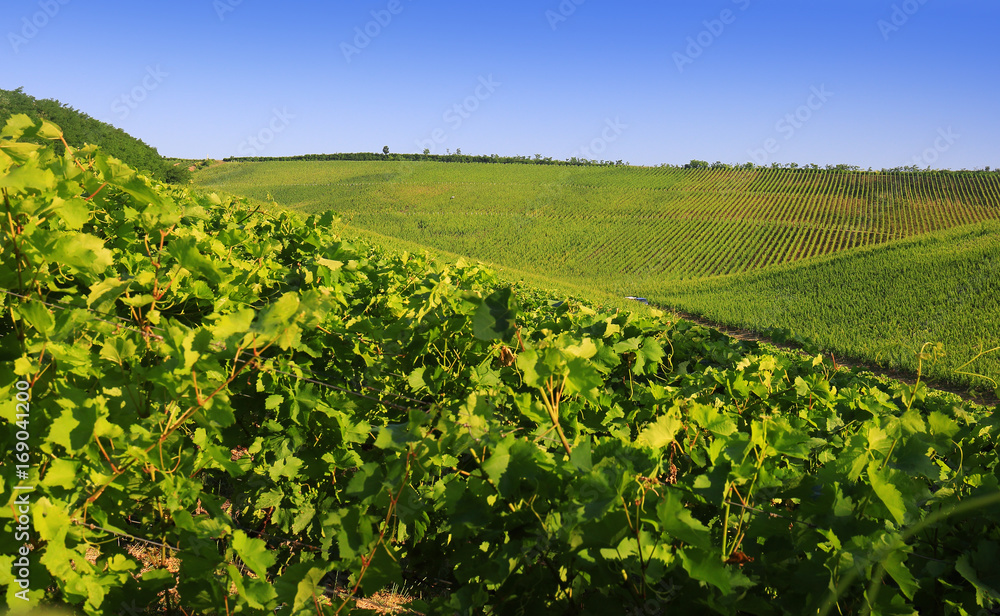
655;222;1000;391
195;158;1000;391
2;116;999;615
195;160;1000;288
161;163;193;184
0;87;178;183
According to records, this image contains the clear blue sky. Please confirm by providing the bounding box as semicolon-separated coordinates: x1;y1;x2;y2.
2;0;997;169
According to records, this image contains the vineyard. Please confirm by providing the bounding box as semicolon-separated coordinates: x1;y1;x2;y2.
194;160;1000;290
3;119;1000;615
651;220;1000;394
195;159;1000;394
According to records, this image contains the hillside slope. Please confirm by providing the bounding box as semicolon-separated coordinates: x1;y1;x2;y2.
195;160;1000;392
648;220;1000;393
194;160;1000;292
0;87;186;183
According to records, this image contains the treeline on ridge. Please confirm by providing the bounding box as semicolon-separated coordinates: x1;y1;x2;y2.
0;87;190;184
225;151;999;176
225;151;630;167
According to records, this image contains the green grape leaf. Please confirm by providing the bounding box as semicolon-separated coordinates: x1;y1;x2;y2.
227;565;273;610
473;287;515;340
516;350;546;388
87;278;132;312
0;164;55;194
13;356;34;376
212;307;255;340
766;416;823;459
408;365;428;392
631;336;664;375
40;458;79;489
49;401;98;453
36;119;64;140
883;548;919;600
481;440;511;486
679;547;730;593
570;437;592;472
564;337;598;359
637;409;683;450
52;197;91;230
955;542;1000;607
50;233;114;274
265;394;283;410
867;461;908;526
251;293;300;341
690;403;737;437
1;113;35;139
231;531;276;579
34;497;72;543
514;391;549;425
267;454;303;481
927;411;959;439
658;490;712;549
563;356;602;402
168;235;225;284
273;563;331;613
16;300;54;335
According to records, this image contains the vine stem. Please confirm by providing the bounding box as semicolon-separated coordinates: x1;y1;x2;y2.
83;181;108;202
71;336;275;521
334;447;417;615
540;375;573;456
952;344;1000;388
725;419;768;560
722;483;733;559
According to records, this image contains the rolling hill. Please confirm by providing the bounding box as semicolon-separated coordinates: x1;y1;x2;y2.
194;159;1000;392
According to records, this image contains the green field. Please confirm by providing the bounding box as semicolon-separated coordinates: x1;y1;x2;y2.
195;160;1000;392
652;220;1000;390
195;161;1000;289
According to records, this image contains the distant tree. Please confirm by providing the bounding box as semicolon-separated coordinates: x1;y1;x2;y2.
456;148;462;155
423;148;430;155
383;145;389;155
162;165;192;184
688;159;709;169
